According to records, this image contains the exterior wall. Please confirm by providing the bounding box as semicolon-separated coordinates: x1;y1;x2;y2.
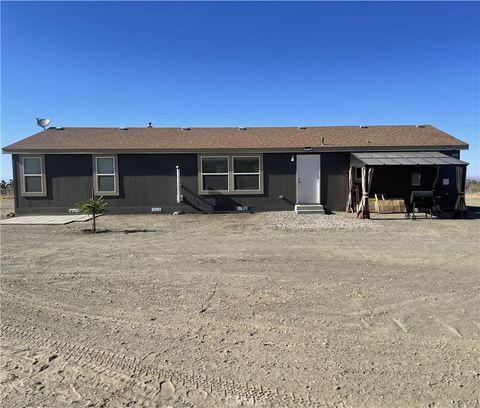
14;154;93;214
109;153;296;213
12;151;464;214
13;153;297;214
191;153;296;212
321;153;350;212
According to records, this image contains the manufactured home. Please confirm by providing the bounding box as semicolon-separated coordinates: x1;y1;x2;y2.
2;125;469;217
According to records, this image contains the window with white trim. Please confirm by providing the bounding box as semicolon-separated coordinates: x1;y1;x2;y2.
199;155;263;194
94;155;118;195
21;155;46;196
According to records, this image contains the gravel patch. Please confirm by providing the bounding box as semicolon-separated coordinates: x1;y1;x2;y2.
258;211;377;231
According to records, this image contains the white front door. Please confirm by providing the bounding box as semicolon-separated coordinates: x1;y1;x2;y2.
297;154;321;204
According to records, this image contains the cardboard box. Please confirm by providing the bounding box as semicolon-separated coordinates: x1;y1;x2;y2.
375;198;406;214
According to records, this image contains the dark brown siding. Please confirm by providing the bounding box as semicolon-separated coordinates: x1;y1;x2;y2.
14;153;296;214
15;154;93;214
106;154;197;213
192;154;296;212
14;152;459;215
321;153;350;212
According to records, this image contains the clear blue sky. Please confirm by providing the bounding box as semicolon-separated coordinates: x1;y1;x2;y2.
1;1;479;179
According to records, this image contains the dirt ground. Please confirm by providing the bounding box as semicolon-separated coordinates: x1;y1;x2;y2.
1;198;479;408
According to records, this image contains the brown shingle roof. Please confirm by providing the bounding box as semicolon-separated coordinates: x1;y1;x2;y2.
2;125;468;153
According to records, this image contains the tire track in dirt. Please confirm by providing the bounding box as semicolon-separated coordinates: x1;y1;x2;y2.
392;319;409;334
198;283;219;314
1;325;334;407
435;319;463;338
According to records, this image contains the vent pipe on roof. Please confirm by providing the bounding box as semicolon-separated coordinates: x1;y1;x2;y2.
147;122;152;128
321;137;325;146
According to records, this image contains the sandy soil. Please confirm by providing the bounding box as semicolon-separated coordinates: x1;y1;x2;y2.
1;198;479;407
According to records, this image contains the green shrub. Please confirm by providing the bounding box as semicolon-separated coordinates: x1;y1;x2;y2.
75;195;107;233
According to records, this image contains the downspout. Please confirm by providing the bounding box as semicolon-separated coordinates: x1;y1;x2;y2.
176;166;183;203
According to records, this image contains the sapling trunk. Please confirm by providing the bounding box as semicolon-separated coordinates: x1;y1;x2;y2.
75;195;106;233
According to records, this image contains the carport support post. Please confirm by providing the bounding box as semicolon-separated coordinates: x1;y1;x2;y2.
362;166;370;219
454;165;467;218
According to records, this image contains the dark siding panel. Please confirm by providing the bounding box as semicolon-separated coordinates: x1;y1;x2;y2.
100;153;296;213
12;151;467;215
105;154;199;211
13;152;299;214
16;154;92;213
321;153;350;212
181;154;296;212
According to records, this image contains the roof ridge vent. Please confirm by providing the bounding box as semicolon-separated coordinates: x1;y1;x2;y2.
238;127;247;131
298;126;307;130
55;127;64;130
182;127;191;131
416;125;426;128
120;127;128;130
359;125;368;129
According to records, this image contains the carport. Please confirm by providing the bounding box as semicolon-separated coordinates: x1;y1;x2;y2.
346;152;468;219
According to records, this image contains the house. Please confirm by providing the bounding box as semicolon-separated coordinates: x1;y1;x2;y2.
2;124;469;217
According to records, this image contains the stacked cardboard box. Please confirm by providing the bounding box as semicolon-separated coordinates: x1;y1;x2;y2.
375;199;406;214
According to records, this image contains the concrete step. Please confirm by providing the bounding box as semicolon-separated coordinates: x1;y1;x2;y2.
295;204;325;214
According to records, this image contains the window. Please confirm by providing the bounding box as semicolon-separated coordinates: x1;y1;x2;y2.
233;156;260;191
94;155;118;195
199;155;263;194
20;155;46;196
201;157;229;191
411;173;421;187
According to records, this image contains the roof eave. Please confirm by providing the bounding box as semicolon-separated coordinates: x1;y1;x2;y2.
2;144;469;155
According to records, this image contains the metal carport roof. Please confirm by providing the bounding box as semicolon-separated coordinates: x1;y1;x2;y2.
350;151;468;167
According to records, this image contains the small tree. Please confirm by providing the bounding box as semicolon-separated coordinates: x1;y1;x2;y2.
75;195;107;233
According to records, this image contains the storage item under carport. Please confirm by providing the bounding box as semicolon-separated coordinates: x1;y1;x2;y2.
406;190;435;220
369;194;407;214
375;198;406;214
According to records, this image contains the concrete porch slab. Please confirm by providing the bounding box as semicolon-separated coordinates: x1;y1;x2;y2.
0;215;93;225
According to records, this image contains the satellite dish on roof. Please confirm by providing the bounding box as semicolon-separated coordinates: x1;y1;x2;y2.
36;118;51;130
